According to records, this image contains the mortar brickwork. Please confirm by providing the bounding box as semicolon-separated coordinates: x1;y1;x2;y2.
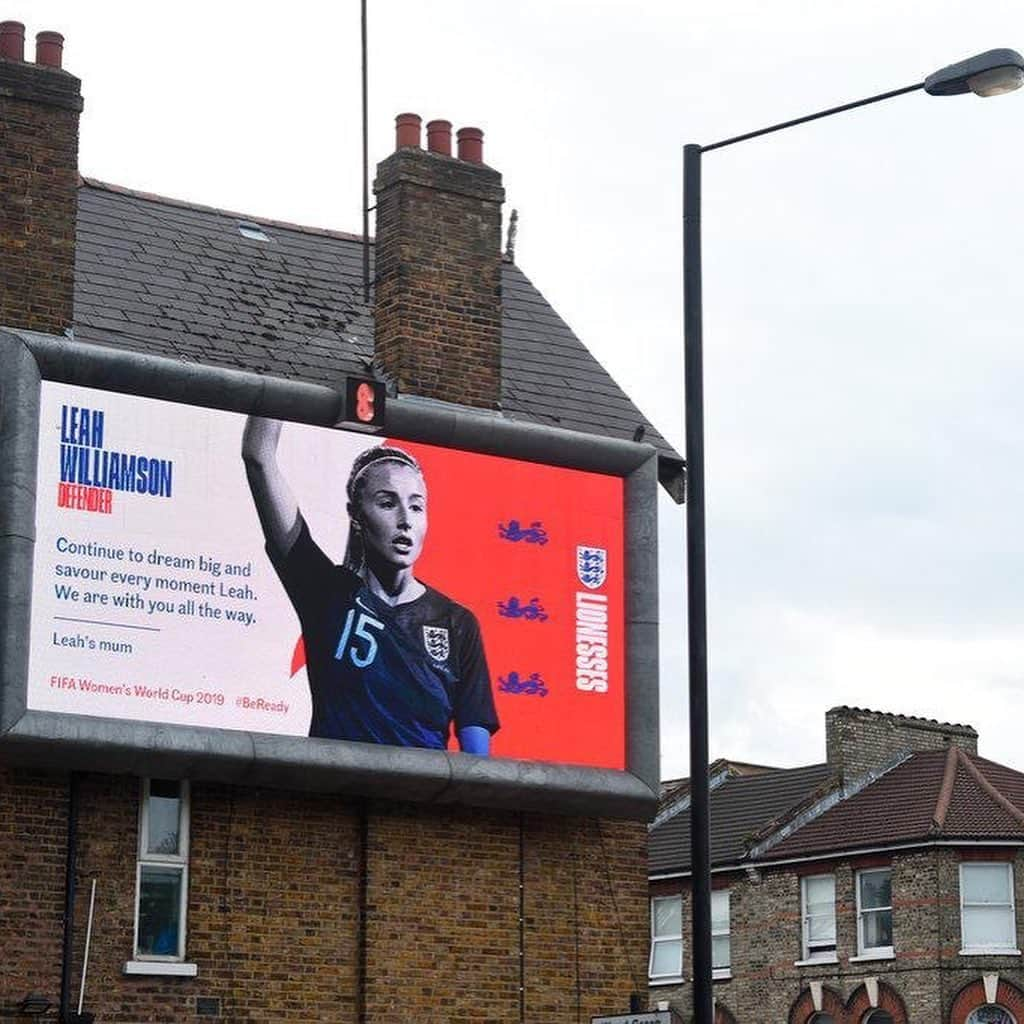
0;55;81;334
0;765;647;1021
373;146;505;410
826;705;978;783
650;848;1024;1022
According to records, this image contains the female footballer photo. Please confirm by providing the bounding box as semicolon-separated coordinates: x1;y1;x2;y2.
241;416;499;754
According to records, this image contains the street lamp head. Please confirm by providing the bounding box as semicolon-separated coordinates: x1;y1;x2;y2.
924;48;1024;97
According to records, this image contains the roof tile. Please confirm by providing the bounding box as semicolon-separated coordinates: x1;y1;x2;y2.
760;750;1024;861
73;181;680;467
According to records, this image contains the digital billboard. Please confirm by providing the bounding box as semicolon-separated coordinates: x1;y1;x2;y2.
0;331;659;817
29;381;625;768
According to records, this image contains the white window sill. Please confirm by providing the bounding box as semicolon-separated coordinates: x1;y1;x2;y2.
849;950;895;963
649;977;684;987
959;948;1022;956
794;956;839;966
712;969;732;981
123;960;198;977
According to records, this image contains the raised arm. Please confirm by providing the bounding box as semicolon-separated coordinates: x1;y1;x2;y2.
241;416;302;554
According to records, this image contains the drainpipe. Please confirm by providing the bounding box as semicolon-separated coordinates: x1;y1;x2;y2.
60;772;81;1022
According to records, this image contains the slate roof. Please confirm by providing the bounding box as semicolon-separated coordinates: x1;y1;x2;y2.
648;762;833;876
759;748;1024;861
73;179;683;491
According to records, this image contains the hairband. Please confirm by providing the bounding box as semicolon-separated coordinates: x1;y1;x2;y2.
346;449;420;499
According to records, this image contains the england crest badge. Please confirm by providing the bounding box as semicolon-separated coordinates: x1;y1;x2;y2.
422;625;450;662
576;546;607;589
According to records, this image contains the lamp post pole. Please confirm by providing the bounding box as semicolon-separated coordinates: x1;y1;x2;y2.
682;48;1024;1024
682;140;713;1024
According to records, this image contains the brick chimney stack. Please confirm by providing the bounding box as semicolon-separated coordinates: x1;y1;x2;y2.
825;706;978;782
373;113;505;409
0;21;82;334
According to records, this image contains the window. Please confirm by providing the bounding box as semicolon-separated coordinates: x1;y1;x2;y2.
133;779;190;961
809;1015;836;1024
856;868;893;957
961;863;1018;953
237;222;270;242
711;889;730;975
968;1008;1017;1024
801;874;836;961
864;1012;894;1024
649;895;683;982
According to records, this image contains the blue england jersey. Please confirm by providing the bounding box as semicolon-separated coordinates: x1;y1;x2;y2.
270;520;499;748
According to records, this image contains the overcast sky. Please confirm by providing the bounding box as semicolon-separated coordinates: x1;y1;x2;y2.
30;0;1024;778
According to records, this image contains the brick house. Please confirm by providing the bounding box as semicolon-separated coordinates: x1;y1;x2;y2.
649;707;1024;1023
0;23;683;1023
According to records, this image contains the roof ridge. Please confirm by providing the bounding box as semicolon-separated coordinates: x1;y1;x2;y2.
748;749;912;860
931;745;959;832
79;177;369;244
956;748;1024;828
650;764;733;828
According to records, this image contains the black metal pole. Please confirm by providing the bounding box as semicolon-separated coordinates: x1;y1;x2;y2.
680;79;930;1024
702;82;922;152
683;142;712;1024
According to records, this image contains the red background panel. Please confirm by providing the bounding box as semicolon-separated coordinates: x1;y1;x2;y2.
393;439;626;770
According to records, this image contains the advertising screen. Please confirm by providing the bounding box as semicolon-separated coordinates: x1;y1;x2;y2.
27;381;626;769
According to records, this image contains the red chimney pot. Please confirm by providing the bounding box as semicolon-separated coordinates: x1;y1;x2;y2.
426;119;452;157
0;20;25;61
395;112;422;150
456;127;484;164
35;30;64;68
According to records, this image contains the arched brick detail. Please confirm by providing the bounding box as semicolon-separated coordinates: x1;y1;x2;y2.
846;981;909;1024
715;1004;737;1024
950;978;1024;1024
789;985;847;1024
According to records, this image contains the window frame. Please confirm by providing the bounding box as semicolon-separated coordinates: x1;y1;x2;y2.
855;867;894;959
800;873;837;963
959;861;1019;955
648;894;684;984
132;778;191;963
711;888;730;978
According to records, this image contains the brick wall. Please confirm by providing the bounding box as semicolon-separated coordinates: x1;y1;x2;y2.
0;51;81;334
826;706;978;782
648;847;1024;1023
0;767;647;1022
0;766;67;1010
373;143;504;409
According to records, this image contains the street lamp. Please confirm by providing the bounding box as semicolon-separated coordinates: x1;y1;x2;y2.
683;47;1023;1024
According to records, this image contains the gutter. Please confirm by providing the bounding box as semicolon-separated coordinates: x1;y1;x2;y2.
649;837;1024;881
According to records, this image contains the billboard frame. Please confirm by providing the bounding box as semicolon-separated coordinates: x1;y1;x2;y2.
0;328;659;819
